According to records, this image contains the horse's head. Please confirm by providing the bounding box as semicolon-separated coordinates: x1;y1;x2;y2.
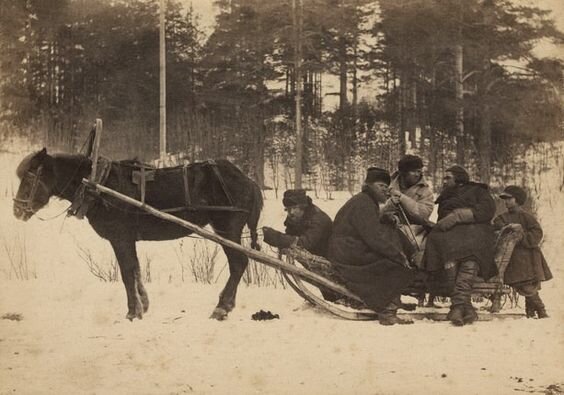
14;148;57;221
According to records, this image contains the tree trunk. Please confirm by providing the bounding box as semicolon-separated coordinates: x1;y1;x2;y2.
478;103;492;184
352;41;358;117
339;36;348;111
454;45;465;165
398;70;406;155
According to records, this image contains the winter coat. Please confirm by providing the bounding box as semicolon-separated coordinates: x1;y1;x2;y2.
327;187;415;312
382;173;434;247
285;204;333;258
423;182;497;280
493;209;552;285
382;172;434;227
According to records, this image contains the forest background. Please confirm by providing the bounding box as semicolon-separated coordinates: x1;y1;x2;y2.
1;0;563;197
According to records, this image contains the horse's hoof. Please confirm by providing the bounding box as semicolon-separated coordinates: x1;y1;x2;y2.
209;308;228;321
126;309;143;321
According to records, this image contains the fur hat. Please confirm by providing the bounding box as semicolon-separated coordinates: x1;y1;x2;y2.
500;185;527;206
446;165;470;185
365;167;391;185
398;155;423;173
283;189;311;207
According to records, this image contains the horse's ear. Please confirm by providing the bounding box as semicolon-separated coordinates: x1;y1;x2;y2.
39;147;47;156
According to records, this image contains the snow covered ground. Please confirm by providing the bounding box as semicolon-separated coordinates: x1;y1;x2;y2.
0;147;563;395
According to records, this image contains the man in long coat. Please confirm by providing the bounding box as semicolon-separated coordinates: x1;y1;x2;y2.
423;165;497;326
262;189;336;300
327;167;416;325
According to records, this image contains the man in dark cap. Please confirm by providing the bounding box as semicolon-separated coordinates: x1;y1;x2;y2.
494;186;552;318
423;165;497;326
327;167;416;325
262;189;336;300
382;154;434;253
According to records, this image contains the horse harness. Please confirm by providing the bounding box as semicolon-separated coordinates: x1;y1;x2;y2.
68;157;112;219
13;165;50;215
69;159;247;219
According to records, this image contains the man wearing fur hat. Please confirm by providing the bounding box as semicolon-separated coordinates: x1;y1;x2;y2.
262;189;336;300
423;165;497;326
382;154;434;252
327;167;416;325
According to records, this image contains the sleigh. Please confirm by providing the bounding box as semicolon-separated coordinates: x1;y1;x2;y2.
279;225;523;321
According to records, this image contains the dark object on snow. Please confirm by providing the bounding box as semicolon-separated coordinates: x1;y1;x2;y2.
1;313;23;321
251;310;280;320
13;148;263;322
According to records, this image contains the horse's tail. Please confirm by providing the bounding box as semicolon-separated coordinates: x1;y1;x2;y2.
247;182;263;251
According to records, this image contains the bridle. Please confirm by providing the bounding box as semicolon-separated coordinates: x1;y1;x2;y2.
13;165;51;216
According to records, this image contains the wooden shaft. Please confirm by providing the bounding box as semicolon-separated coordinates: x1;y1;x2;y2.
83;179;359;300
159;0;167;163
89;119;103;182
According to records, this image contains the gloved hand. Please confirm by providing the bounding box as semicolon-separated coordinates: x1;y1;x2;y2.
435;213;457;231
508;223;523;232
380;212;400;226
389;188;402;205
435;208;474;232
262;227;297;249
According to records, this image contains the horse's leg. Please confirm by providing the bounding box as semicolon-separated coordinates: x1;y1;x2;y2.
109;238;146;320
137;277;149;313
209;222;248;321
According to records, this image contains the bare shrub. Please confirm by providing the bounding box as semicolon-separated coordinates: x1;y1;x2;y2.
77;245;119;282
241;240;286;289
175;239;219;283
1;233;36;280
141;253;152;283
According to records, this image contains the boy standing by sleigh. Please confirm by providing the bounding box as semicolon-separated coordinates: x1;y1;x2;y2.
494;185;553;319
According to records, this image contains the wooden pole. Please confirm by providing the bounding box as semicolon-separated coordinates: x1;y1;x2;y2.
159;0;167;163
293;0;303;188
89;118;103;181
83;179;361;301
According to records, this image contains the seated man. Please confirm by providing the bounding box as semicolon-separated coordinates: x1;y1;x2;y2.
382;154;434;252
381;155;435;308
262;189;336;301
423;165;497;326
327;167;416;326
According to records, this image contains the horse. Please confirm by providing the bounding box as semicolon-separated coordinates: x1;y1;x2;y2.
13;148;263;321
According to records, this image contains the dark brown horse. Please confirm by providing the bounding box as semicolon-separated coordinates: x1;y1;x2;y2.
13;148;263;321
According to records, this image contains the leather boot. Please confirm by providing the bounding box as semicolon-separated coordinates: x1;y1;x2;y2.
525;297;536;318
447;304;465;326
530;294;549;319
378;298;414;326
462;304;478;324
378;311;414;326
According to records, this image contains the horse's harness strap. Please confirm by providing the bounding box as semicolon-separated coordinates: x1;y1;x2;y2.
68;157;112;219
13;165;47;213
183;164;191;207
207;160;235;207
